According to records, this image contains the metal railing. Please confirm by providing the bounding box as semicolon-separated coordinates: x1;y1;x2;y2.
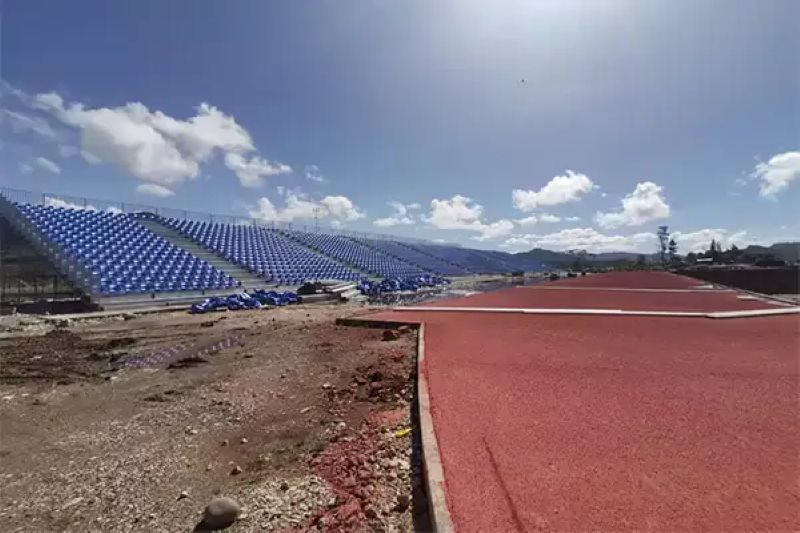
0;186;437;245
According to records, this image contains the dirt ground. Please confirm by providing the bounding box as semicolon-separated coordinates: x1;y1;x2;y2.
0;303;428;532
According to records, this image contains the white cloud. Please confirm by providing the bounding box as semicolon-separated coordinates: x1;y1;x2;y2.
516;215;538;226
426;194;513;241
539;213;561;223
224;152;291;188
500;226;754;254
320;195;365;221
59;145;78;158
406;203;421;210
500;227;656;253
671;228;750;253
512;170;595;212
19;162;33;174
565;216;581;222
31;91;290;190
45;197;94;211
373;201;416;227
752;151;800;198
41;196;124;214
1;109;56;138
35;156;61;174
594;181;670;229
427;194;485;230
473;219;515;241
249;191;364;225
305;164;326;183
136;183;175;197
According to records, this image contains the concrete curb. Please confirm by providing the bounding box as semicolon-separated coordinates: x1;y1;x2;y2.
416;323;455;533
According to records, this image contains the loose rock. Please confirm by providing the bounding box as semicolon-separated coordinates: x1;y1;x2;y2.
202;496;241;529
395;494;410;512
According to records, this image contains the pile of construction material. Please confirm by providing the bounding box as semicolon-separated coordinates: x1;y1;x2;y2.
296;280;366;303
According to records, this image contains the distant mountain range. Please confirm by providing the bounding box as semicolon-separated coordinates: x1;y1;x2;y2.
739;242;800;262
514;242;799;264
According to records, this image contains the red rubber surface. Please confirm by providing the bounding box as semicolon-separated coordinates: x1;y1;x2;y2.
419;287;779;312
359;273;800;531
537;271;707;290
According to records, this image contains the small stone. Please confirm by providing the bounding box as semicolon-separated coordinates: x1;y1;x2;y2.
322;382;332;390
280;481;289;491
300;407;312;414
177;491;189;500
382;329;399;341
364;506;378;519
240;438;248;444
202;496;241;529
395;494;410;512
187;428;199;435
221;439;229;447
230;465;243;476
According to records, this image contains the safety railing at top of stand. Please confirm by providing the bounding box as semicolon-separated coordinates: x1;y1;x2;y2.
0;186;445;246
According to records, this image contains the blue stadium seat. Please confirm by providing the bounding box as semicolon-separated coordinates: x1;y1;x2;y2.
160;219;361;285
285;231;434;278
14;203;237;295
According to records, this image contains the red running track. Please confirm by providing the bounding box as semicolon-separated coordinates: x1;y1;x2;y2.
418;287;780;313
359;273;800;531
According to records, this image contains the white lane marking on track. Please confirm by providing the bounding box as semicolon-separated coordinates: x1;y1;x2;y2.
516;286;734;293
394;306;800;319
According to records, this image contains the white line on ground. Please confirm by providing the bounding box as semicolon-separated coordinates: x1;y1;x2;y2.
394;306;800;319
516;286;734;293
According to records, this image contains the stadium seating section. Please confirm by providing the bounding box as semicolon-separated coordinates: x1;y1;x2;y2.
285;231;432;278
15;204;237;295
162;219;361;285
352;237;472;276
5;199;549;299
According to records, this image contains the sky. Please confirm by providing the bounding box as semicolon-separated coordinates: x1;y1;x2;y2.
1;0;798;254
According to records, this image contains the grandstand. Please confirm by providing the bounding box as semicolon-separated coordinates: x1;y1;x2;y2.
352;237;473;276
284;230;432;279
0;188;547;311
158;217;361;285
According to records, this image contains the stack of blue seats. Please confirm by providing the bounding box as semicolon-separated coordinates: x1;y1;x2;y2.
162;219;361;285
189;289;298;313
15;203;238;295
287;231;433;278
358;275;449;295
353;237;472;276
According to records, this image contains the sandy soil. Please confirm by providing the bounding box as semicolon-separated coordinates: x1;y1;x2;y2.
0;303;427;532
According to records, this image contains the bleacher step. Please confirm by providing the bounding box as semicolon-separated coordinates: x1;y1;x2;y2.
136;219;265;290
